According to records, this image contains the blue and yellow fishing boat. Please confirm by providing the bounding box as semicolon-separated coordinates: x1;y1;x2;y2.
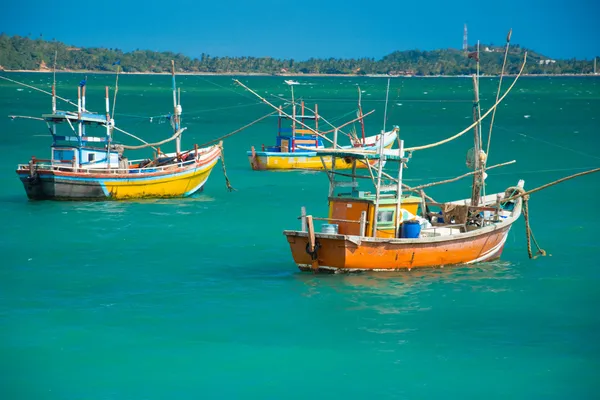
237;80;398;171
248;106;398;170
14;61;222;200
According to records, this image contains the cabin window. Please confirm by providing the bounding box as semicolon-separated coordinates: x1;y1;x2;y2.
88;153;95;162
377;210;394;224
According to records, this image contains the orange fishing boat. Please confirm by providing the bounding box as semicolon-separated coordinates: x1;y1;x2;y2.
283;144;525;272
284;32;534;272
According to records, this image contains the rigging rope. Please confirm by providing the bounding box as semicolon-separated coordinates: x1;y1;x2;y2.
0;74;87;111
494;125;600;161
118;128;185;150
197;107;288;148
405;52;527;152
504;167;600;203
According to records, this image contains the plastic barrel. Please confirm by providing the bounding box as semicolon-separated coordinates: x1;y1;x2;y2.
401;220;421;238
321;224;339;234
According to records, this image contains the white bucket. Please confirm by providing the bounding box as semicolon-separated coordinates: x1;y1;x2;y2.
321;224;339;234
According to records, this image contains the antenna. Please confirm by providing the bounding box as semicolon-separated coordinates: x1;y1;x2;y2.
463;24;468;52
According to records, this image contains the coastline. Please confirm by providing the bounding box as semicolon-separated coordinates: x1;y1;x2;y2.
1;68;599;78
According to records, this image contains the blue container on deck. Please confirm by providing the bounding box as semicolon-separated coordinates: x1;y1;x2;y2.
401;220;422;238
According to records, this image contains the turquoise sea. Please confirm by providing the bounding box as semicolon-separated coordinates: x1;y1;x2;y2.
1;73;599;399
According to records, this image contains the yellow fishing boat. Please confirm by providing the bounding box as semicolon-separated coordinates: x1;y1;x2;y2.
13;61;224;200
236;80;398;171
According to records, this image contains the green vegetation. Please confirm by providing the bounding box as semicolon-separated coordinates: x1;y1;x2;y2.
0;33;596;75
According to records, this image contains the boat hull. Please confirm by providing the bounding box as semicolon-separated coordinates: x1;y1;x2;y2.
247;151;378;170
248;130;397;170
17;148;220;200
284;220;515;272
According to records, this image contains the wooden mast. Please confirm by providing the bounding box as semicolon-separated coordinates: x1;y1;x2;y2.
105;86;111;171
357;86;365;145
291;83;296;152
383;78;391;133
372;130;386;236
471;74;482;207
171;60;181;158
394;138;405;237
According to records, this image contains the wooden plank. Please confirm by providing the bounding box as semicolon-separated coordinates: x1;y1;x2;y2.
334;181;359;188
380;185;397;192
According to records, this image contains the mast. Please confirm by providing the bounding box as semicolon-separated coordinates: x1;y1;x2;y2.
372;130;386;236
291;84;296;152
52;50;57;114
81;83;87;136
105;86;111;171
77;85;82;167
394;138;405;237
471;74;482;207
357;86;365;145
484;29;512;196
77;86;82;137
171;60;182;157
383;78;391;132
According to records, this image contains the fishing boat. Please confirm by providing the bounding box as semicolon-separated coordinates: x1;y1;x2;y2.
283;32;536;272
283;143;525;272
12;61;223;200
236;80;398;171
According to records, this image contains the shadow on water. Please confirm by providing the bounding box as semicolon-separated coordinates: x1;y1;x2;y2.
291;259;521;298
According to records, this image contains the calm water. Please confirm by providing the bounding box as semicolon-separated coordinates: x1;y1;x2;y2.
1;73;599;399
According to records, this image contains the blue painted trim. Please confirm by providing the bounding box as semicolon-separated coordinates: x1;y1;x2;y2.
35;162;214;183
246;151;318;157
100;182;109;196
79;157;108;166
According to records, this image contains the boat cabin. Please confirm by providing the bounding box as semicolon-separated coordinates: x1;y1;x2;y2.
263;102;324;153
44;111;120;170
328;192;423;238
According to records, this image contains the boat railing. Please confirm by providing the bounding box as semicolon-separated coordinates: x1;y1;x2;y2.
299;207;368;237
17;157;199;175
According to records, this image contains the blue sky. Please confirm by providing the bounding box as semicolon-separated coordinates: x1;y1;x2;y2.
2;0;598;60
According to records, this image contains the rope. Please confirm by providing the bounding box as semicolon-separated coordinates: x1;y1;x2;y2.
405;52;527;152
0;75;87;111
270;94;359;140
118;128;185;150
411;160;516;191
522;198;546;259
502;167;600;259
495;125;600;161
485;29;512;163
197;108;285;148
504;167;600;202
506;186;546;259
218;142;236;192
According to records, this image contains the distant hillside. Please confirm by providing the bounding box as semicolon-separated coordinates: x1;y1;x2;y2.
0;34;595;76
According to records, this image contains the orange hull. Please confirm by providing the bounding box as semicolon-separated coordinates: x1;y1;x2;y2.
284;221;514;272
